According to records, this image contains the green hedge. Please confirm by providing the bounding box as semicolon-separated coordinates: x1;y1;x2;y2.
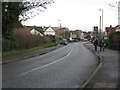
2;43;57;56
108;31;120;51
2;34;58;52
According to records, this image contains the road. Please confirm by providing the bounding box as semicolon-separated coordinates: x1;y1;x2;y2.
3;42;97;88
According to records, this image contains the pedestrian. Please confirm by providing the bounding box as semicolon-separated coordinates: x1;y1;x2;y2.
99;39;104;51
94;39;98;51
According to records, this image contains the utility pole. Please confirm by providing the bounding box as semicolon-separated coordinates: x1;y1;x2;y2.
99;16;102;39
99;16;101;33
99;9;104;38
99;9;103;32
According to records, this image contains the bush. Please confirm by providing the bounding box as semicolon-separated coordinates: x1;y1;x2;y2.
108;31;120;51
2;34;56;52
49;35;60;43
104;39;109;48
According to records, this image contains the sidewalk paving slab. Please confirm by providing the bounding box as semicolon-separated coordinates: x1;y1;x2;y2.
84;42;119;88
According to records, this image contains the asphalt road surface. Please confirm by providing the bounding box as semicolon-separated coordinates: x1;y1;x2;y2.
3;42;97;88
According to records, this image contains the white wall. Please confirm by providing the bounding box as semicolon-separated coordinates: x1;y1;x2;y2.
44;27;55;35
31;29;43;36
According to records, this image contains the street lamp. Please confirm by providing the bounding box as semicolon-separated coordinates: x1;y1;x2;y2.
99;9;103;32
99;9;104;39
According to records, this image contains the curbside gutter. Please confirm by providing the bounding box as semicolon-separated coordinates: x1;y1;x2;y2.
1;46;62;65
81;43;103;88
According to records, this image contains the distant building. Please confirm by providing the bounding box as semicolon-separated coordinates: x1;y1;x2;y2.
70;31;77;39
55;27;69;35
55;27;70;39
52;27;60;31
105;25;116;35
44;26;55;36
30;27;44;36
70;30;82;39
116;25;120;31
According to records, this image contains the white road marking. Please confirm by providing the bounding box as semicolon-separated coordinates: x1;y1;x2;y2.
18;48;73;76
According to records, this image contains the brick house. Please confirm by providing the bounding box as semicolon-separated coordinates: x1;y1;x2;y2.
55;27;69;35
105;25;116;35
55;27;70;39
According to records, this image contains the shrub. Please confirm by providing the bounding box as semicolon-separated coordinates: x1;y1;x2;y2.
108;31;120;51
2;34;55;52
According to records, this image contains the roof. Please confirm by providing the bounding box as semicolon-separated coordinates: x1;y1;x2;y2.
52;27;60;31
25;26;34;30
43;27;49;31
13;28;31;35
32;27;44;34
55;28;69;35
105;25;116;32
116;25;120;28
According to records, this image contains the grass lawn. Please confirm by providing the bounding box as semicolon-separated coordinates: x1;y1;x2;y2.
2;43;57;57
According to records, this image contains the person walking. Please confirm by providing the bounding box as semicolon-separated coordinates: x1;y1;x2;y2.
94;39;98;51
99;39;104;51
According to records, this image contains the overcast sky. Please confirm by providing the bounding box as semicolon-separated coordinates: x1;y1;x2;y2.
22;0;119;31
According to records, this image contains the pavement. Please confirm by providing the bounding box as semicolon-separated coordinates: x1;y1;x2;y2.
2;44;62;64
84;42;119;88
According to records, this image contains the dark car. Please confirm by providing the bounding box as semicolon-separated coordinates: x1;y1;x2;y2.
60;39;68;45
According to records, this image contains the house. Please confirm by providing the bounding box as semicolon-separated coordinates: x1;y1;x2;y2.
70;31;77;39
116;25;120;32
55;27;69;35
13;28;31;36
70;30;81;39
105;25;116;35
81;31;87;39
44;26;55;36
52;27;60;31
55;27;70;39
30;27;44;36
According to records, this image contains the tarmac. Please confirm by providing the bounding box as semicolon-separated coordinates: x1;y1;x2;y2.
1;42;119;88
84;42;119;88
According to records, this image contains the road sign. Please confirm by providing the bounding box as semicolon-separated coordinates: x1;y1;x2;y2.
93;26;98;32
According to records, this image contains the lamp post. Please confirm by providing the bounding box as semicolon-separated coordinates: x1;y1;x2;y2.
99;9;104;38
99;16;101;33
99;9;103;32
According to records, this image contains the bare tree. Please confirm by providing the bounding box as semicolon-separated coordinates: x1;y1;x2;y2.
2;0;54;39
20;0;54;21
109;1;119;13
109;1;120;24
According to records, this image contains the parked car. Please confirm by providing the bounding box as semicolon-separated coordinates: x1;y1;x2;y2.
73;39;79;42
60;39;68;45
82;39;88;42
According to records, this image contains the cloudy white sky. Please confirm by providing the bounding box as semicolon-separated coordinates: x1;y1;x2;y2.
22;0;119;31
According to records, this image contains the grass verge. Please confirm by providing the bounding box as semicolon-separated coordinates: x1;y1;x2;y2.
2;43;57;57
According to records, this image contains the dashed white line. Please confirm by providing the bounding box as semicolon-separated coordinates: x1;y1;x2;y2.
18;48;73;76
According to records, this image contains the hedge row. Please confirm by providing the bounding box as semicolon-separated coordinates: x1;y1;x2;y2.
108;31;120;51
2;34;58;52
